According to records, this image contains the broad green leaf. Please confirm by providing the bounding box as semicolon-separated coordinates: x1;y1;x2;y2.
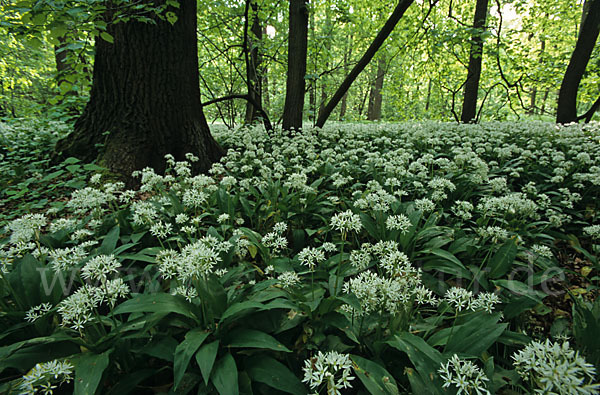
223;328;291;352
351;355;400;395
219;301;265;323
488;239;518;279
445;312;508;356
74;349;112;395
245;355;307;395
211;353;238;395
173;329;210;390
196;340;219;386
387;332;444;394
98;225;120;255
113;293;199;321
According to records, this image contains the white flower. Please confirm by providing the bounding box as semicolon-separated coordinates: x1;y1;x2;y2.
19;359;74;395
438;354;490;395
513;339;600;394
6;214;46;244
385;214;411;233
217;213;230;223
444;287;473;312
330;210;362;234
302;351;355;394
297;247;325;270
277;271;300;289
81;254;121;283
273;222;288;234
25;303;53;322
171;285;198;302
150;221;173;239
415;198;435;213
48;246;87;272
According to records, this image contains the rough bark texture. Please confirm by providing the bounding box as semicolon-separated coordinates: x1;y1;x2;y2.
316;0;414;128
460;0;489;123
244;1;263;124
556;0;600;123
367;57;386;120
282;0;309;131
54;0;223;180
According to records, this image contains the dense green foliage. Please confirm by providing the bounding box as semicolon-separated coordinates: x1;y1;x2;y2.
1;120;599;393
0;0;598;123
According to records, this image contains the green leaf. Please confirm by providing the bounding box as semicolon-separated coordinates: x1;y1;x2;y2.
195;340;219;386
223;328;291;352
387;332;444;394
113;293;199;321
98;225;120;255
74;350;112;395
173;329;210;390
351;355;400;395
219;301;265;323
100;32;114;43
445;312;508;356
488;239;518;279
211;353;238;395
245;355;307;395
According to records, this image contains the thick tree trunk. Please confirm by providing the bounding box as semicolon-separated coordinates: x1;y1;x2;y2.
556;0;600;123
282;0;309;131
54;0;223;180
461;0;489;123
315;0;414;128
367;56;386;120
244;1;263;124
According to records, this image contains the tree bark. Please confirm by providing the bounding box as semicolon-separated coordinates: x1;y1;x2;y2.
54;0;223;181
460;0;489;123
315;0;414;128
338;37;353;121
367;56;386;120
244;1;263;124
282;0;309;131
556;0;600;123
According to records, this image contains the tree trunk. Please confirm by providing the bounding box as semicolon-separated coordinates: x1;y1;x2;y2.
367;56;386;120
460;0;489;123
425;79;432;112
54;0;223;181
315;0;414;128
556;0;600;123
282;0;309;131
338;36;353;121
244;1;263;124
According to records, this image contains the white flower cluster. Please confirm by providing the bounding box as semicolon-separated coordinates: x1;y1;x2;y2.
19;359;74;395
6;213;46;244
156;236;228;281
25;302;53;322
297;247;326;271
438;354;490;395
444;287;500;313
302;351;355;395
330;210;362;235
512;339;600;394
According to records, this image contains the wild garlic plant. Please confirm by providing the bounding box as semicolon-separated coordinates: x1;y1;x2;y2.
1;121;599;394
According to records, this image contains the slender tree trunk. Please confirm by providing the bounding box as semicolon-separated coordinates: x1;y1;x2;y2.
316;0;414;128
282;0;309;131
54;0;223;181
461;0;489;123
244;1;263;124
338;38;352;121
367;56;386;120
425;79;432;112
556;0;600;123
541;89;549;114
